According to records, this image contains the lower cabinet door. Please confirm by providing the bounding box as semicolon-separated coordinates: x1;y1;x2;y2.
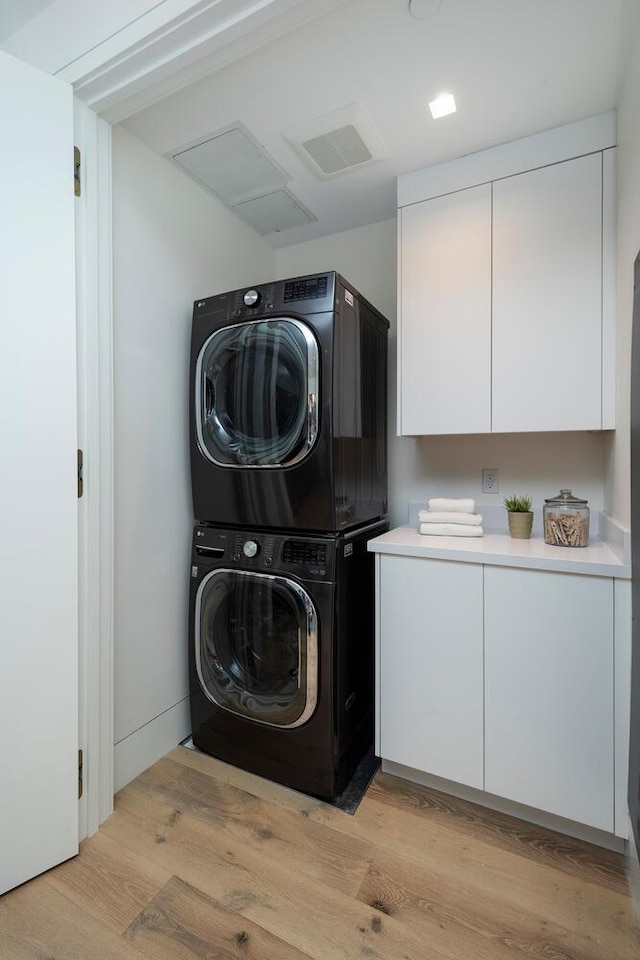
484;567;614;831
379;556;484;789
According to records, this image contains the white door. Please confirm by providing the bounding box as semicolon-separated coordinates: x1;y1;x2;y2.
0;51;78;893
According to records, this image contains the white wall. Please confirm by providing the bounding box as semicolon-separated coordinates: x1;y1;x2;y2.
609;4;640;916
112;126;275;788
111;99;625;789
605;12;640;527
276;220;607;528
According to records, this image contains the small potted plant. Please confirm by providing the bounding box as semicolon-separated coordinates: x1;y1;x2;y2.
503;494;534;539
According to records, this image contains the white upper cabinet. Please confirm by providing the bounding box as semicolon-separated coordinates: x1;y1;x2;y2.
397;114;616;436
399;184;492;435
492;154;602;432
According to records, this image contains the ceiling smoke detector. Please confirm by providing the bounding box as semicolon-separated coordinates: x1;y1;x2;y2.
284;104;389;180
408;0;443;19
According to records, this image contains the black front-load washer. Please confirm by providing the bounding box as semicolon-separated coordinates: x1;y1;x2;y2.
188;518;387;799
189;272;389;532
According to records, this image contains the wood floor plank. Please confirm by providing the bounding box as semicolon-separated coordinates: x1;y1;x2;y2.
164;750;640;953
357;848;638;960
168;745;324;816
133;755;373;897
369;771;629;895
44;829;172;933
124;874;313;960
4;749;637;960
102;782;444;960
306;790;639;949
0;877;148;960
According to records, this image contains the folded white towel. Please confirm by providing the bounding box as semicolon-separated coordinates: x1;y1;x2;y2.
428;498;475;514
418;510;483;525
419;523;484;538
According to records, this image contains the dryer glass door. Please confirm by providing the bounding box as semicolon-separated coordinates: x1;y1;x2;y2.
196;318;319;467
195;569;318;727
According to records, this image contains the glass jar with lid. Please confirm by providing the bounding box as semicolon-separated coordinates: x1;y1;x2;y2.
543;489;589;547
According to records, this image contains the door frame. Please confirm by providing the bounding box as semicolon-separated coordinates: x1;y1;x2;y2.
61;0;343;836
74;99;115;836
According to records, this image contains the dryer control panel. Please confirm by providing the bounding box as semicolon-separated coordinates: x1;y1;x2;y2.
192;271;337;323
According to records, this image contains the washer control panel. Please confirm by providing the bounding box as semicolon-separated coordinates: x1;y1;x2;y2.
282;541;327;566
242;539;260;558
231;532;275;567
282;539;331;578
192;527;335;579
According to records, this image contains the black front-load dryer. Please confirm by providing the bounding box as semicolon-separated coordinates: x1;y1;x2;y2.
189;271;389;532
188;518;387;799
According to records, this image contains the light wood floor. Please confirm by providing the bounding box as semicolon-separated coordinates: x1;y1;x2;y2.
2;746;638;960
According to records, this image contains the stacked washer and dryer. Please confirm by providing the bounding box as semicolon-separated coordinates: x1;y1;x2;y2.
188;271;389;799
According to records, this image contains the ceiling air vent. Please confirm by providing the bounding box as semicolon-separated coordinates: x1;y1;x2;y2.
285;104;389;180
232;189;317;235
170;123;290;203
169;123;318;238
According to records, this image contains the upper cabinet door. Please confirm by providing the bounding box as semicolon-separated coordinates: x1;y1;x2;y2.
399;184;492;435
492;154;603;432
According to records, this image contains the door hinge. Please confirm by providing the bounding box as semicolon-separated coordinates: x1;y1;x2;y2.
78;749;84;800
77;449;84;498
74;146;81;197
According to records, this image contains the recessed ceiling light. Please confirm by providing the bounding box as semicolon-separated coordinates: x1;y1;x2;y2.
428;93;457;119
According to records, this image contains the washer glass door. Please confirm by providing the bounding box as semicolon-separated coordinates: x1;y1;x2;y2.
195;569;318;727
196;318;319;467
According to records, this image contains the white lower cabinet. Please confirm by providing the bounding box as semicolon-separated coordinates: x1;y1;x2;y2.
484;567;614;832
377;555;619;834
378;556;483;789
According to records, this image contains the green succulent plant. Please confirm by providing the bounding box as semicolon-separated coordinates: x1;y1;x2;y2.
503;494;533;513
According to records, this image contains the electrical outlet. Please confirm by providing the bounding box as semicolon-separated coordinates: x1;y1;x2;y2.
482;468;499;494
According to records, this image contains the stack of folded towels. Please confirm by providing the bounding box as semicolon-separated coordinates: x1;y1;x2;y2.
418;498;484;537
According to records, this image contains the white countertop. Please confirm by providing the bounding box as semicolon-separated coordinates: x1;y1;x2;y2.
368;525;630;578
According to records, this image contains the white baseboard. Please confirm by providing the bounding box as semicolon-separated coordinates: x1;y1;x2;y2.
114;697;191;792
382;760;625;852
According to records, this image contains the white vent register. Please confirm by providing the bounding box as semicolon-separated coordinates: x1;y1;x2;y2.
285;103;389;179
171;124;289;202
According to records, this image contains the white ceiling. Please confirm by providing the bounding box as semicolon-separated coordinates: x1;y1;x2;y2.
122;0;635;247
0;0;54;44
11;0;634;249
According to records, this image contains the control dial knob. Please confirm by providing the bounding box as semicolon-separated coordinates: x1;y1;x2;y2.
243;289;261;307
242;539;260;558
